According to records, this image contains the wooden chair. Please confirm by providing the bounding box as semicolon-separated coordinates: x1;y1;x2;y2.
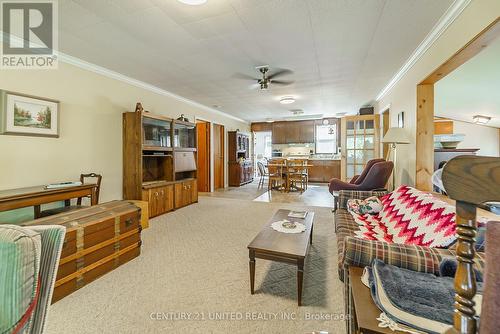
40;173;102;217
287;159;308;193
256;161;268;189
442;156;500;333
267;162;286;192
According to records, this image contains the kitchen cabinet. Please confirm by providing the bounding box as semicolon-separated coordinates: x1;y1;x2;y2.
272;122;287;144
308;160;341;183
299;120;315;143
142;184;174;217
271;120;314;144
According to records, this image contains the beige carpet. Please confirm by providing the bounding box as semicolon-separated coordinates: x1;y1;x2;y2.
46;197;345;334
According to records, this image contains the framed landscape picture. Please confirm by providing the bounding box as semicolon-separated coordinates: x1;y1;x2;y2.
0;91;60;137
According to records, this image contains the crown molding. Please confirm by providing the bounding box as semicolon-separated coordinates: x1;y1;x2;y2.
58;52;248;124
0;31;248;124
375;0;472;101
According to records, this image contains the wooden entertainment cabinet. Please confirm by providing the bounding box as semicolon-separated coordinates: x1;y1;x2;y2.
123;110;198;218
228;131;253;187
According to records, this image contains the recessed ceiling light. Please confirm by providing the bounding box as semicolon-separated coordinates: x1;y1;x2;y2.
473;115;491;124
178;0;207;5
280;96;295;105
322;119;329;125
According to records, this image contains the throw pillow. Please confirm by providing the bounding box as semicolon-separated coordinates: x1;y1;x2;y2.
353;185;457;248
347;196;383;215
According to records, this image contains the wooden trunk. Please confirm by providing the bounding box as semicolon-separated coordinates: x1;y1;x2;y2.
24;201;142;303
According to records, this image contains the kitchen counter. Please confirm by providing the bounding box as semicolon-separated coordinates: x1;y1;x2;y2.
307;159;341;182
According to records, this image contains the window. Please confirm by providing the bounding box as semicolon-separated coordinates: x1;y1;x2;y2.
315;124;337;154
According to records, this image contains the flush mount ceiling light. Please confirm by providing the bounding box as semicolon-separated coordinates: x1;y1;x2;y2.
177;0;207;5
280;96;295;105
472;115;491;125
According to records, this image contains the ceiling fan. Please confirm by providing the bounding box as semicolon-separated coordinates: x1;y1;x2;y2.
233;66;294;90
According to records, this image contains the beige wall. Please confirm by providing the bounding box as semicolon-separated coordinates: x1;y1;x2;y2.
453;120;499;157
0;62;249;201
375;0;500;186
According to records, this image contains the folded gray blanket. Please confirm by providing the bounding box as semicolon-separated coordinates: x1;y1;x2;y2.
369;259;483;333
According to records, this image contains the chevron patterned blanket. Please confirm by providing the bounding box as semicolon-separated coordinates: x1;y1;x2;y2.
352;185;457;248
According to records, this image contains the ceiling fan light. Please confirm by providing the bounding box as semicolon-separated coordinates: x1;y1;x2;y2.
177;0;207;5
279;97;295;105
473;115;491;124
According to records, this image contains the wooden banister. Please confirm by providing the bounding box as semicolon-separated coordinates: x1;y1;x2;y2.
442;156;500;333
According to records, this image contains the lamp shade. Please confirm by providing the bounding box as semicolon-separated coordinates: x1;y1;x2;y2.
382;127;410;144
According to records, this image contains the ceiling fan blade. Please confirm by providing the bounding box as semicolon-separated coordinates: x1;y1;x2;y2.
268;69;293;79
232;73;259;81
271;80;294;86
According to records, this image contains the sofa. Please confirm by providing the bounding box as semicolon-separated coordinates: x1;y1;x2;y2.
334;189;486;284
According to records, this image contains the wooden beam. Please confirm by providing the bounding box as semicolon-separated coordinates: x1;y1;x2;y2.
416;84;434;191
420;17;500;85
416;17;500;190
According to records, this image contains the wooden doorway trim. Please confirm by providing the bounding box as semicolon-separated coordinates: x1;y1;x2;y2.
196;120;211;192
415;17;500;191
213;123;225;190
382;108;390;159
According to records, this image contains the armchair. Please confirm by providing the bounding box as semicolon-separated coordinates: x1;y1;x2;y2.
0;224;66;334
329;159;393;210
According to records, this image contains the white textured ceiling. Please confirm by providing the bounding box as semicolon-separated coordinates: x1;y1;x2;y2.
58;0;453;122
435;37;500;128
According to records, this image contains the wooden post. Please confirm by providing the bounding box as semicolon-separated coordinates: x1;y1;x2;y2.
442;156;500;333
453;201;477;333
415;84;434;191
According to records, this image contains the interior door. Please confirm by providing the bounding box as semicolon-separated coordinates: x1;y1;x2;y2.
196;121;210;192
213;124;225;190
341;115;380;181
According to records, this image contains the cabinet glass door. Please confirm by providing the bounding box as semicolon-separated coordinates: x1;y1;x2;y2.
342;115;379;181
143;116;171;148
174;122;196;149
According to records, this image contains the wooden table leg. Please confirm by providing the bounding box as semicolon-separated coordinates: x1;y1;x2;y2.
34;205;41;219
249;250;255;294
297;258;304;306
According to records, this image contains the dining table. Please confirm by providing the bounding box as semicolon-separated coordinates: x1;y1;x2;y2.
267;163;314;192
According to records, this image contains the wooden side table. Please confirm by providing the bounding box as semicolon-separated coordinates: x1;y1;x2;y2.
347;267;406;334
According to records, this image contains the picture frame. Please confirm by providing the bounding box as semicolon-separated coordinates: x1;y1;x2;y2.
397;111;405;128
0;90;60;137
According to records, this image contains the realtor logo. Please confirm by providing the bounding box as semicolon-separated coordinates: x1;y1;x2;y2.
1;1;58;69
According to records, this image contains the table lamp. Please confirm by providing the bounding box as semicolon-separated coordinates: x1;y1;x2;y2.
382;127;410;190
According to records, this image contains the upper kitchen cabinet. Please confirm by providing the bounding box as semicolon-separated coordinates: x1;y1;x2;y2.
271;121;314;144
298;120;314;143
271;122;287;144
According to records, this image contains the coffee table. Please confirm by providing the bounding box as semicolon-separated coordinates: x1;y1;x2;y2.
247;209;314;306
